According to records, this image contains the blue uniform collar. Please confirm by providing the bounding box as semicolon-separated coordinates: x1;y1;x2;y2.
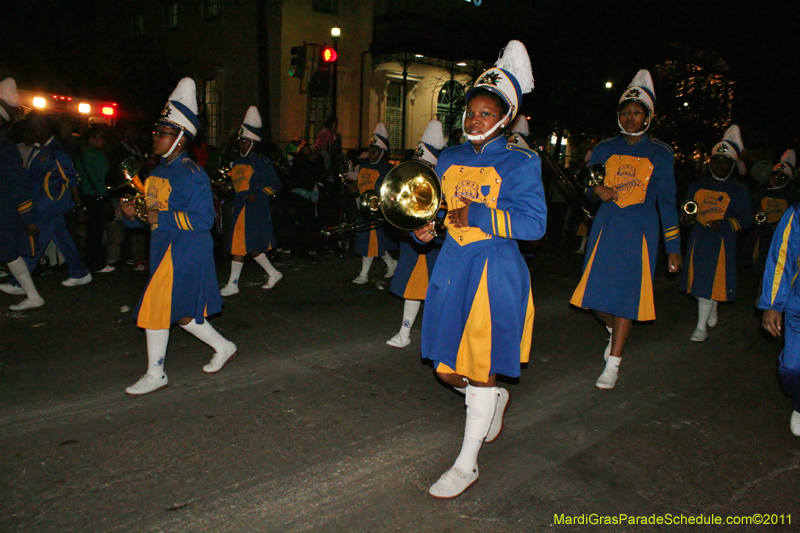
468;134;507;155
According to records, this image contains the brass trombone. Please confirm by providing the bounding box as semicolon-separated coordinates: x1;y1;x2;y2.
321;160;442;238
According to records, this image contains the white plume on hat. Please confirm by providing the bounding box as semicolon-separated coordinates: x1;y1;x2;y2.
511;115;529;136
240;105;263;142
495;40;535;95
420;119;446;150
712;125;743;161
0;78;20;122
370;122;389;152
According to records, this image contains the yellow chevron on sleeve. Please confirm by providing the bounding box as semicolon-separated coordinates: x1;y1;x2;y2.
729;218;740;231
183;212;193;230
771;213;795;306
173;212;184;229
17;200;33;213
494;209;509;238
664;227;680;239
263;186;276;195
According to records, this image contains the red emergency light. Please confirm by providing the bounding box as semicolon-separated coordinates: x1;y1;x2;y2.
101;106;115;116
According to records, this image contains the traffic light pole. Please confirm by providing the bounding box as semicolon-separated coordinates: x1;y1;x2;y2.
331;39;338;116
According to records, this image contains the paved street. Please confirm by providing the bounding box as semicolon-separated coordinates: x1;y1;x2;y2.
0;246;798;533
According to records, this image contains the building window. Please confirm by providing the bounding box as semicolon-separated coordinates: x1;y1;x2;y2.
311;0;338;15
437;80;465;140
203;0;223;20
132;12;145;36
166;1;179;29
204;79;221;148
385;81;403;154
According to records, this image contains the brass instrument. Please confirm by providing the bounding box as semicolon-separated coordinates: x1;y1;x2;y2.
108;154;149;224
536;147;598;219
582;164;606;188
754;211;768;224
321;160;442;238
681;200;698;225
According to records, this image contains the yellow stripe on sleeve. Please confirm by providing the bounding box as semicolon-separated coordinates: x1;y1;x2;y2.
771;213;795;306
17;200;33;213
495;210;509;238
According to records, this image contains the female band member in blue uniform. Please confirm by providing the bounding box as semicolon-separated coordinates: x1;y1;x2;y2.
759;200;800;437
386;119;446;348
352;122;397;284
122;78;237;396
219;106;283;296
570;69;682;390
414;40;546;499
0;77;43;311
680;126;751;342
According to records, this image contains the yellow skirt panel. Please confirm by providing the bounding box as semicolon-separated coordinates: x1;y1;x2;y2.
403;255;429;300
519;288;534;364
454;260;492;383
637;235;656;321
711;242;728;301
137;245;174;329
231;207;247;256
570;228;603;308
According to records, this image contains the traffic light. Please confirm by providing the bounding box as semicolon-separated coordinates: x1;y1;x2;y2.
318;46;337;75
289;45;306;78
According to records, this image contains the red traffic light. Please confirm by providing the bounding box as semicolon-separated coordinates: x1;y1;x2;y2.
321;47;337;62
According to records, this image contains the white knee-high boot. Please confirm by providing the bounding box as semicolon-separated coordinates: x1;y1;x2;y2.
145;328;170;377
221;260;244;296
382;251;397;278
691;297;713;342
7;257;43;309
353;257;373;283
453;385;497;473
180;319;238;373
254;253;283;288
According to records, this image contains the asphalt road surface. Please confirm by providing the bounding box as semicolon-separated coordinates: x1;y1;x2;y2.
1;247;797;533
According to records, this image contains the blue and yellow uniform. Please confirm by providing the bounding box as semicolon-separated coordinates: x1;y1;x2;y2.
571;135;680;321
227;153;282;255
680;175;751;301
758;202;800;411
0;131;34;261
23;137;89;279
131;153;222;329
390;237;441;300
353;159;397;257
421;135;547;382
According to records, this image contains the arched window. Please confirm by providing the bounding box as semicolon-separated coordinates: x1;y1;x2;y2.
437;81;465;141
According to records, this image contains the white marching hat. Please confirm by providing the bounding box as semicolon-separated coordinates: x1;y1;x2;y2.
413;119;446;167
618;69;655;136
773;149;797;179
0;78;20;122
370;122;389;152
158;77;201;139
711;125;743;161
239;106;262;142
464;40;534;142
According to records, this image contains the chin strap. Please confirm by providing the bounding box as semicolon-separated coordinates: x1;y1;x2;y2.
462;107;513;142
617;116;651;137
164;130;185;159
240;142;253;157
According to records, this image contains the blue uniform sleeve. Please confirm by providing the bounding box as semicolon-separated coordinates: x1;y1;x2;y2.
467;151;547;241
723;183;752;233
158;169;215;232
653;148;681;254
758;205;800;311
251;157;282;200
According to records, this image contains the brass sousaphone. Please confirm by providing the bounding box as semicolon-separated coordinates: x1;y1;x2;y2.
108;153;149;224
321;160;442;237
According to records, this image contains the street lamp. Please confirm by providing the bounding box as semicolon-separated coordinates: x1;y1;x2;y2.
331;25;340;116
605;81;613;89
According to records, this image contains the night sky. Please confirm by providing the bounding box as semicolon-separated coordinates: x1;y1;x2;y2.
3;1;798;157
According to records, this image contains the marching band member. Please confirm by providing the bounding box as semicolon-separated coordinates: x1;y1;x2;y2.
352;122;397;284
749;150;797;274
0;78;43;311
219;106;283;296
386;119;446;348
570;69;682;390
680;126;751;341
122;78;237;396
414;40;546;498
759;198;800;436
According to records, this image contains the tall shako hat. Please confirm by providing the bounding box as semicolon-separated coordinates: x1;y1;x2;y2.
618;69;656;137
509;115;531;149
0;78;20;122
370;122;390;153
773;149;797;181
413;119;446;167
464;40;535;142
239;106;262;142
159;77;201;140
710;125;744;179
